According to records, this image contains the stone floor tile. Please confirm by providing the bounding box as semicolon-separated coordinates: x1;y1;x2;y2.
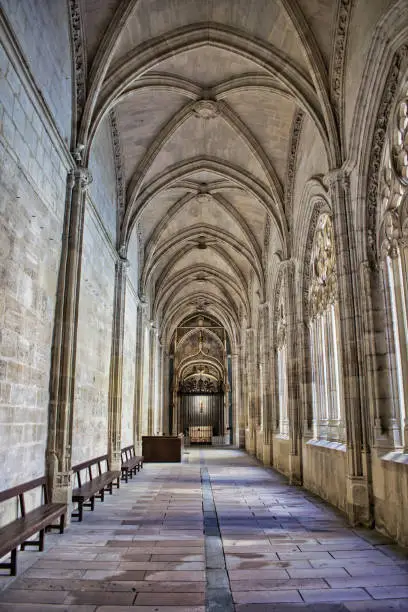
134;591;205;605
326;575;408;589
0;589;68;603
345;601;408;611
230;578;329;591
287;567;350;578
300;588;372;602
233;589;304;603
64;591;135;605
366;587;408;599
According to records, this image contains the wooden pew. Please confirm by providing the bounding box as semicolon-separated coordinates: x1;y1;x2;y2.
71;455;120;522
0;477;66;576
121;445;144;483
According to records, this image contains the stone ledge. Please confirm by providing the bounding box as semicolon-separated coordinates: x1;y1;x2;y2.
306;439;347;452
380;451;408;465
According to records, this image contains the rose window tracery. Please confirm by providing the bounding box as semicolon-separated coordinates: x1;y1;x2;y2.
309;215;338;319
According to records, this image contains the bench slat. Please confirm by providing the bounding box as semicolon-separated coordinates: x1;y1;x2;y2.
0;503;65;558
0;477;46;504
72;471;121;501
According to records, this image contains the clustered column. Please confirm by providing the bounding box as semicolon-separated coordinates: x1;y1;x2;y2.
47;167;91;508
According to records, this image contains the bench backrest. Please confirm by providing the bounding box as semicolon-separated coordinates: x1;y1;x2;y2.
0;477;47;518
121;445;135;462
72;455;110;488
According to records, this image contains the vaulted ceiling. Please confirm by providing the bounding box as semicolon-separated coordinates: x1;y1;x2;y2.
79;0;343;347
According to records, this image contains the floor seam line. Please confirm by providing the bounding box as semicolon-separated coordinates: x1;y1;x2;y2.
200;452;235;612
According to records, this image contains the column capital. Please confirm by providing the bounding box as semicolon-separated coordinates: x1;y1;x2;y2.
117;256;129;270
323;167;350;190
71;166;92;190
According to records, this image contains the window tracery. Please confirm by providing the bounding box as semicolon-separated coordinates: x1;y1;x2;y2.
308;214;344;441
276;290;289;437
378;91;408;449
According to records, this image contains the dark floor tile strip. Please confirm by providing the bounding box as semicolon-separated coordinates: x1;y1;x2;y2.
201;463;235;612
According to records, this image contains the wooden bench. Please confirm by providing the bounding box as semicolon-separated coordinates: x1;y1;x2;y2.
0;477;66;576
72;455;120;522
121;445;144;483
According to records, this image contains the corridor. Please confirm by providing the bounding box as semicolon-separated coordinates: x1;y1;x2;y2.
1;449;408;611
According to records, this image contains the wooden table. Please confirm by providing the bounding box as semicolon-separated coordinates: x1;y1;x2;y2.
142;436;183;462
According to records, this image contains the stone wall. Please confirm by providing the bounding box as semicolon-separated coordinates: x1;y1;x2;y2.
71;204;115;465
89;117;117;244
272;437;291;478
372;454;408;547
302;441;347;513
0;0;72;144
0;30;69;491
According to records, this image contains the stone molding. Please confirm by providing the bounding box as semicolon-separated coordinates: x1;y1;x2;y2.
285;109;304;230
330;0;354;127
367;45;408;265
68;0;87;126
262;215;271;271
109;109;126;240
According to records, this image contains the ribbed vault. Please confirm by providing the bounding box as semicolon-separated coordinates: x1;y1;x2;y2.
78;0;342;354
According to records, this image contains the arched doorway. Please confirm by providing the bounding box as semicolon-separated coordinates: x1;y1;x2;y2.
169;313;232;445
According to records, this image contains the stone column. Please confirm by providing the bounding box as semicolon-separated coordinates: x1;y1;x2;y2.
231;352;241;446
285;260;302;484
259;303;274;465
157;341;164;434
328;170;371;525
47;167;91;508
360;260;399;450
245;327;256;454
133;300;144;453
148;324;158;435
108;257;128;471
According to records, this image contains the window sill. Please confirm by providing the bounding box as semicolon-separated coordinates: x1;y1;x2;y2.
306;438;346;452
380;451;408;465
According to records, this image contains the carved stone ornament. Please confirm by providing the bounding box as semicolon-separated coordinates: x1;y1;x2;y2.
303;200;327;320
196;193;213;205
309;215;338;319
392;98;408;185
109;109;126;228
180;375;220;393
285;110;304;228
68;0;86;121
262;214;271;270
367;45;408;264
193;100;220;119
331;0;354;122
380;209;401;259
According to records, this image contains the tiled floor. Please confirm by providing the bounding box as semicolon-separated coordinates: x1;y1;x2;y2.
1;448;408;611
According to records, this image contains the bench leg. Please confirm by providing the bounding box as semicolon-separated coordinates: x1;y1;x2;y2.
10;548;17;576
59;513;65;534
39;529;45;552
79;500;84;521
91;495;95;510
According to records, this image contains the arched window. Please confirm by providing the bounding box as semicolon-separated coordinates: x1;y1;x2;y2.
276;298;289;437
309;214;344;441
379;97;408;450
